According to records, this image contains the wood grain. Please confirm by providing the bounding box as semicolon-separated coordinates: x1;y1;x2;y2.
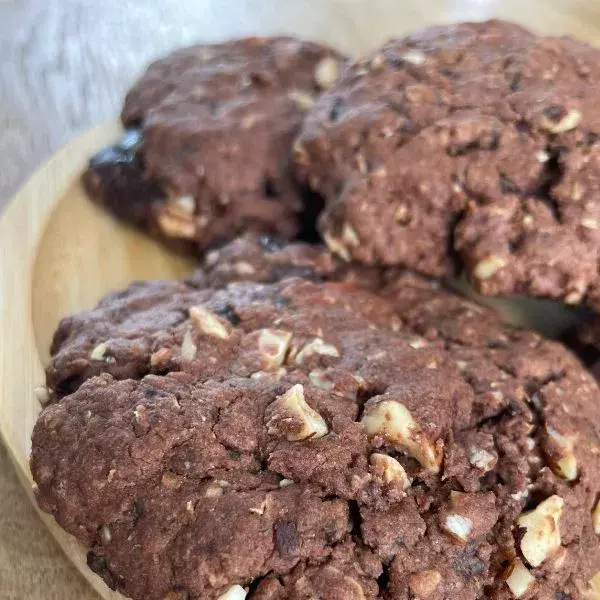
3;1;600;598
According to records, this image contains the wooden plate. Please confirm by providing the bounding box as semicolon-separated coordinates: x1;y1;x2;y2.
0;119;580;600
0;120;195;599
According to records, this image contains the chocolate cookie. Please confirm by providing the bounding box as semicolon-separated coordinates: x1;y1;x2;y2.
34;271;600;599
84;38;346;252
294;19;600;308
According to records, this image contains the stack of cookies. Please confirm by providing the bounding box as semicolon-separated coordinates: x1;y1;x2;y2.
31;21;600;600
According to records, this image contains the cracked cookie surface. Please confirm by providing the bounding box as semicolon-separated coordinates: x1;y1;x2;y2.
34;256;600;599
294;19;600;309
83;37;346;252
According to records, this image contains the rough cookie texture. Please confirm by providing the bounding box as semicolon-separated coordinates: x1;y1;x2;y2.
34;271;600;599
84;37;346;252
295;19;600;309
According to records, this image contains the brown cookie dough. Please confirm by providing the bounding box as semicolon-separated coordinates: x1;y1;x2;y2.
34;269;600;599
294;19;600;309
84;37;346;252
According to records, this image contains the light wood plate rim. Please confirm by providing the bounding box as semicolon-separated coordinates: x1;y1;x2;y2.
0;120;125;600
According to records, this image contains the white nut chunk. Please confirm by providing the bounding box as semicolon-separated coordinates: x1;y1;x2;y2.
504;559;535;598
157;211;197;239
468;448;496;472
539;108;582;133
401;49;427;65
593;499;600;535
266;384;328;441
473;254;508;280
544;427;578;481
323;230;351;262
295;337;340;365
288;89;315;111
180;329;197;360
257;329;292;369
89;342;108;361
189;306;230;340
361;400;441;472
516;495;563;567
443;514;473;543
217;585;247;600
369;453;410;490
408;570;441;598
314;56;340;89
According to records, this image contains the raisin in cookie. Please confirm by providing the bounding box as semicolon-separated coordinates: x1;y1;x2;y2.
295;20;600;308
84;37;346;252
34;275;600;599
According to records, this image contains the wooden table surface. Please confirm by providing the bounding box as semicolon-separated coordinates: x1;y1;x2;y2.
3;0;600;597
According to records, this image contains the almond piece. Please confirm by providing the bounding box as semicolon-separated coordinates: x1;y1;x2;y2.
266;384;328;441
295;337;340;364
257;329;292;368
217;585;247;600
544;427;578;481
361;400;440;472
369;453;410;489
189;306;230;340
504;559;535;598
517;495;563;567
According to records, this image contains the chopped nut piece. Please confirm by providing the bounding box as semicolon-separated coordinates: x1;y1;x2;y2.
539;108;582;133
189;306;230;340
151;347;172;368
369;453;410;489
295;337;340;364
443;514;473;543
504;559;535;598
582;218;600;229
517;495;563;567
469;448;496;471
171;195;195;215
408;570;441;598
593;499;600;534
361;400;441;472
401;49;427;65
341;223;360;247
258;329;292;368
473;255;508;280
180;329;197;360
34;386;50;406
250;368;287;382
90;342;108;361
536;149;550;163
395;204;410;223
100;525;112;544
234;261;256;275
308;369;335;391
249;499;267;515
157;211;197;239
370;53;387;70
544;427;578;481
323;230;351;261
314;56;340;89
289;89;315;111
266;384;328;441
217;584;247;600
409;338;427;349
